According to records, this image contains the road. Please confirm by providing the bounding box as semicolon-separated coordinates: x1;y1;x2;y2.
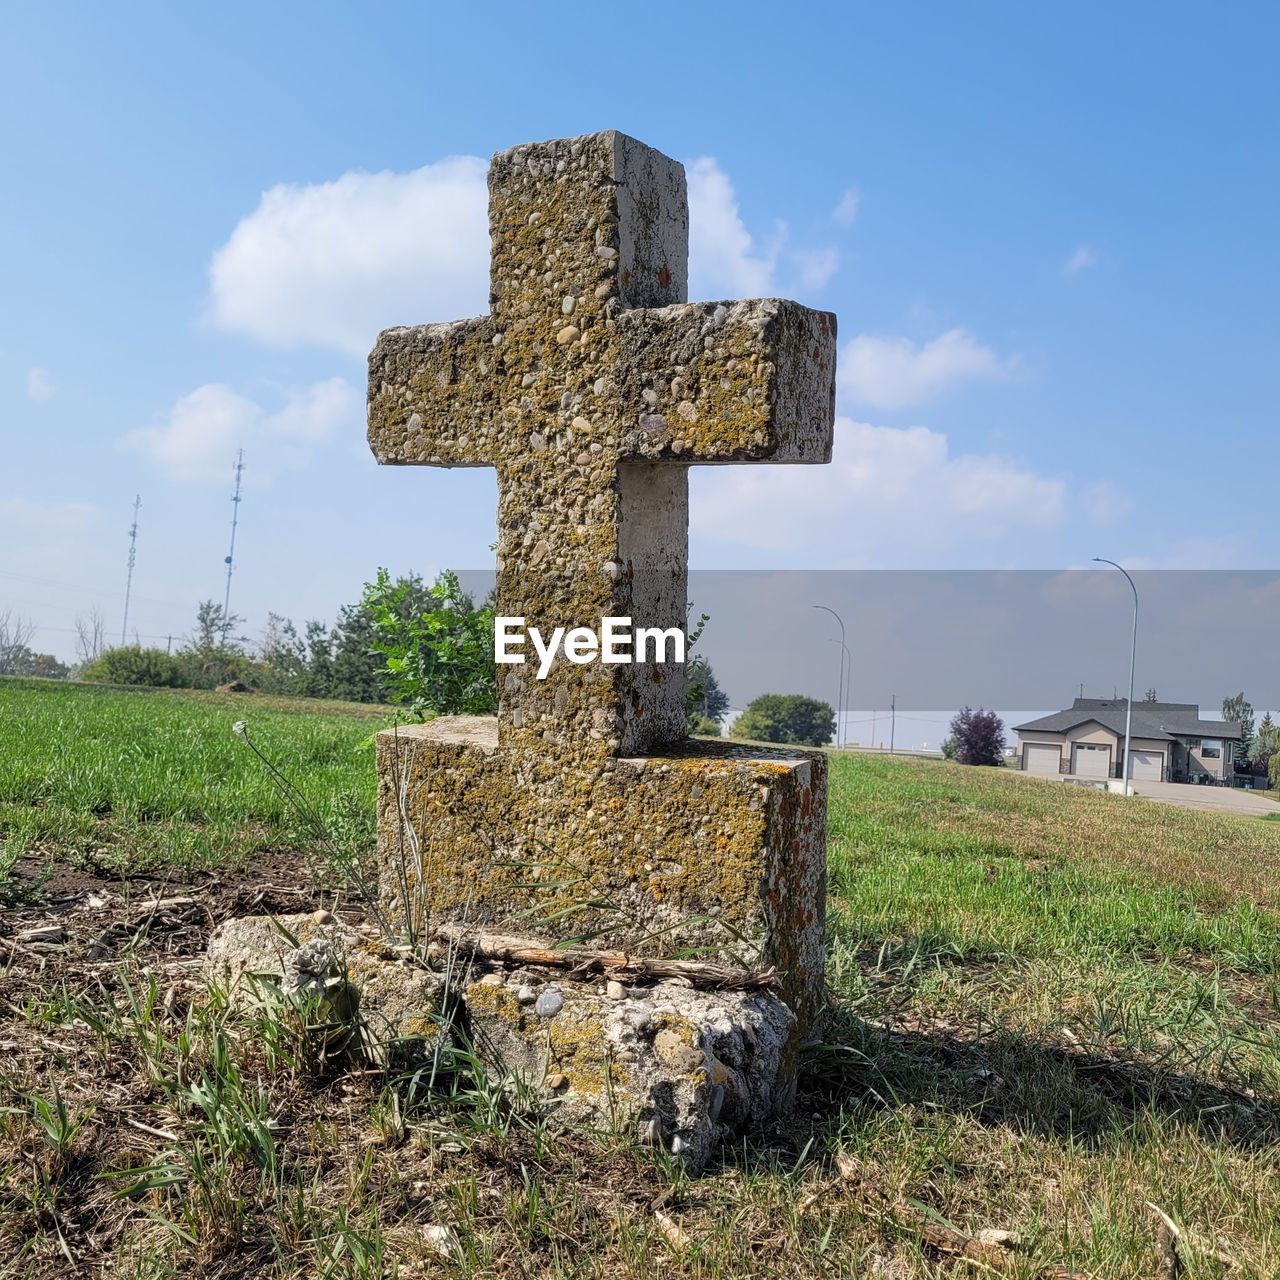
1129;780;1280;817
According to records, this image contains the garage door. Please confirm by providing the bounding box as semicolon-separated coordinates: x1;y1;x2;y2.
1024;744;1062;775
1128;750;1163;781
1072;743;1111;778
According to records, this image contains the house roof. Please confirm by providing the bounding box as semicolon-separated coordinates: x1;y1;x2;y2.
1014;698;1241;742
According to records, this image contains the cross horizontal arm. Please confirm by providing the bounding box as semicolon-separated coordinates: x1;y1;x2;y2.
368;315;498;467
614;299;836;464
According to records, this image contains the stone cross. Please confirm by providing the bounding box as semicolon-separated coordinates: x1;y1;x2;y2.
369;131;834;760
368;132;835;1026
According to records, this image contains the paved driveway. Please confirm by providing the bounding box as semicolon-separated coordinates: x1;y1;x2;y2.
1130;780;1280;817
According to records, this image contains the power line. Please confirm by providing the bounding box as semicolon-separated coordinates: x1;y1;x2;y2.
28;621;179;641
121;494;140;646
0;568;185;610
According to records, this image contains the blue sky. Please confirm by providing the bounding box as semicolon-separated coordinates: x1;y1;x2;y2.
2;2;1276;661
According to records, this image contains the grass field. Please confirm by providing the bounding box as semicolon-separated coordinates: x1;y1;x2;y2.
3;678;1280;1277
0;678;383;890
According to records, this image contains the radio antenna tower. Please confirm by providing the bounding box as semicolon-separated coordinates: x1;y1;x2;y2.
121;494;141;646
221;450;245;644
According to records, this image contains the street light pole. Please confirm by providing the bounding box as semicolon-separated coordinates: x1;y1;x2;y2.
828;639;852;750
1093;558;1138;796
812;604;846;748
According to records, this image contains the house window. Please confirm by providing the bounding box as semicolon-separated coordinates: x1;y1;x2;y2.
1201;740;1222;759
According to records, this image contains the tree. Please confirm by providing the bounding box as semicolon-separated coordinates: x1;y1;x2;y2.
193;600;244;654
940;735;958;760
2;647;71;679
947;707;1007;767
326;601;387;703
686;656;729;729
1222;692;1255;767
0;611;38;676
74;608;106;665
1252;712;1278;777
82;646;185;687
178;602;255;689
688;713;722;737
1271;749;1279;793
730;694;836;747
364;569;497;716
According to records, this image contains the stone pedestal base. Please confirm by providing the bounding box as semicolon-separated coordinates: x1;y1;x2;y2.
378;718;827;1029
205;913;451;1069
204;913;795;1170
465;967;794;1170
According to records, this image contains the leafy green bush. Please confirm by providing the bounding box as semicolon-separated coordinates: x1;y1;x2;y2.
81;646;187;688
688;713;722;737
730;694;835;747
363;569;496;717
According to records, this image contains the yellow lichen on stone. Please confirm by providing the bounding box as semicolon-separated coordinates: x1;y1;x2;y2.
367;132;834;1038
547;1010;630;1097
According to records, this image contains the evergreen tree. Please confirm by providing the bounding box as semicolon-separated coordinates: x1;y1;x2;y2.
1222;692;1255;766
686;656;730;728
327;602;386;703
1252;712;1278;776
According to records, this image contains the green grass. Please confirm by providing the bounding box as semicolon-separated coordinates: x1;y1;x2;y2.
3;680;1280;1276
0;677;384;884
826;752;1280;971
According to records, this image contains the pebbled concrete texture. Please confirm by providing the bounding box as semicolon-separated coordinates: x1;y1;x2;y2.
204;912;794;1170
378;719;827;1032
205;913;450;1068
366;130;836;762
465;967;795;1172
361;130;837;1166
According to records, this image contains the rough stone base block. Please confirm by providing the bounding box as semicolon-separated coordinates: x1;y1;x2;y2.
203;914;795;1170
205;914;450;1068
379;718;827;1027
464;968;796;1171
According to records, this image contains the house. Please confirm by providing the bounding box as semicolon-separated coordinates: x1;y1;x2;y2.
1013;698;1242;784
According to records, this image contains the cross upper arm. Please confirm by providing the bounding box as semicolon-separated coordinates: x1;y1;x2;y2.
613;299;836;464
368;315;499;467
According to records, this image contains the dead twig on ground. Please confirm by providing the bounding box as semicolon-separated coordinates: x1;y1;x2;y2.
426;924;778;991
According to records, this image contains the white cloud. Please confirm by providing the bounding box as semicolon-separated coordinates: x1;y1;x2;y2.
125;378;358;480
1063;244;1096;276
790;247;840;291
838;328;1014;409
686;156;781;298
26;367;54;401
832;188;860;226
0;495;96;533
209;157;490;355
692;417;1065;562
208;152;834;348
1084;480;1132;525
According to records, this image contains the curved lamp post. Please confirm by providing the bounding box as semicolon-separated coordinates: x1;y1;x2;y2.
1093;558;1138;796
812;604;846;748
828;637;852;751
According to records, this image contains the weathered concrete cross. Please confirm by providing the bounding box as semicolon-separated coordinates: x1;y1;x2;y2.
369;131;834;759
368;132;835;1025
